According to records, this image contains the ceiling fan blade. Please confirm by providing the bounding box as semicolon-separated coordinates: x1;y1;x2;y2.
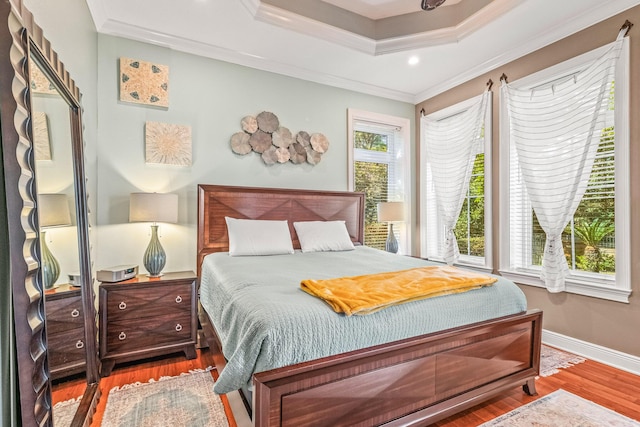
421;0;447;11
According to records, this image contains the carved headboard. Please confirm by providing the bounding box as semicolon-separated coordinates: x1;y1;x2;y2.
196;185;365;277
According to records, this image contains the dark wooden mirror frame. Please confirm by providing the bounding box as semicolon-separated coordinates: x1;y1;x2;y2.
0;1;100;426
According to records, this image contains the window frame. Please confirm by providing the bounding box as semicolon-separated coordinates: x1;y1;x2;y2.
499;39;631;303
347;109;411;253
419;93;493;271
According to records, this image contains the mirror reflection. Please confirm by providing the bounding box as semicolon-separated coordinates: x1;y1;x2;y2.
32;58;87;425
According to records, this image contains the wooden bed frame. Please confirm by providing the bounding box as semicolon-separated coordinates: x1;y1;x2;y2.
197;184;542;427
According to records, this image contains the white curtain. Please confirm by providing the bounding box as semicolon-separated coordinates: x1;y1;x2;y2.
423;91;489;265
502;31;624;292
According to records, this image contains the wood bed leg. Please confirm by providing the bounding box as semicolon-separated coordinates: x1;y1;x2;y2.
184;344;197;360
523;378;537;396
101;360;116;377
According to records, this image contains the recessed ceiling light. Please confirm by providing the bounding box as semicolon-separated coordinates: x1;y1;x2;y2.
408;56;420;66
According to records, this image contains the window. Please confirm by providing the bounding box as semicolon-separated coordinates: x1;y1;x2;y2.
420;93;492;270
348;109;411;253
499;38;630;302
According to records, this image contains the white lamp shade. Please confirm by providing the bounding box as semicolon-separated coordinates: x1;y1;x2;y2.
377;202;405;222
39;194;72;228
129;192;178;223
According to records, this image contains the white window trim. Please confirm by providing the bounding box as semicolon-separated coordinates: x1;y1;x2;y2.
347;109;411;192
499;39;631;303
419;93;493;271
347;108;412;251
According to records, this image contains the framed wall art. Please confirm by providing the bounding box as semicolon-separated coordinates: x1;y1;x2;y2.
33;111;51;160
119;57;169;107
145;121;192;166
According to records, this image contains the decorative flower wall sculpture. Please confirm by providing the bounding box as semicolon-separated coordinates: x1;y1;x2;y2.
230;111;329;165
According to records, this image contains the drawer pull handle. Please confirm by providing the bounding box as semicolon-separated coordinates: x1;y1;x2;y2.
118;302;127;310
175;296;183;304
75;340;84;349
71;309;80;318
175;324;183;332
118;332;127;341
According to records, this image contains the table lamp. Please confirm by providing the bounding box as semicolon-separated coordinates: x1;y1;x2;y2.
377;201;405;254
39;194;72;289
129;192;178;277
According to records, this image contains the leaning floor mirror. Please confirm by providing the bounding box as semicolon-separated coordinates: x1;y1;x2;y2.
0;1;100;426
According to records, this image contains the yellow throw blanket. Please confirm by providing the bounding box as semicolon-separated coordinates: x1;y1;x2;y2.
300;265;497;316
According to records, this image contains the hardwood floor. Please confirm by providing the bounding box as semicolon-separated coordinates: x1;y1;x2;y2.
51;346;640;426
434;355;640;426
51;348;239;427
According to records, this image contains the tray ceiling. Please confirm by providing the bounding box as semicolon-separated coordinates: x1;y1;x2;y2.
85;0;638;103
257;0;510;51
320;0;463;20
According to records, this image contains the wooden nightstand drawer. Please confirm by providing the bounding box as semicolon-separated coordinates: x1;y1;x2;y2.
45;287;84;335
44;286;87;379
105;283;192;321
46;295;84;335
99;271;198;376
104;312;193;354
48;327;86;378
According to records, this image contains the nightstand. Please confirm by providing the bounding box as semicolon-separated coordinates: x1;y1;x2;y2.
99;271;197;376
45;284;86;380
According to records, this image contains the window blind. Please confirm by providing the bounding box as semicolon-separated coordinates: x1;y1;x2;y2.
353;121;406;251
422;91;489;264
502;32;623;292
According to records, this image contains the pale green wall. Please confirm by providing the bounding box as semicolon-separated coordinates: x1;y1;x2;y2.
95;35;415;273
16;0;415;291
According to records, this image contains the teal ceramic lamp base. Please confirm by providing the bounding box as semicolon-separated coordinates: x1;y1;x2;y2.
144;224;166;277
41;231;60;289
385;223;399;254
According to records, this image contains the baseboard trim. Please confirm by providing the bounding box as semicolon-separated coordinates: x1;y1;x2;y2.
542;329;640;376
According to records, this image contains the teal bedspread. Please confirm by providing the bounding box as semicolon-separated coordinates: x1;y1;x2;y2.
199;246;527;394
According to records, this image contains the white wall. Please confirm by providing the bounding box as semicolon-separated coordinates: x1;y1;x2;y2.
95;35;415;273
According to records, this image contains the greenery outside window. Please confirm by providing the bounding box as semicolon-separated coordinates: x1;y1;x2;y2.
499;39;631;302
420;94;493;270
348;109;411;253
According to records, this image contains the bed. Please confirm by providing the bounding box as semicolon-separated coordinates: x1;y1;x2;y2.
197;184;542;427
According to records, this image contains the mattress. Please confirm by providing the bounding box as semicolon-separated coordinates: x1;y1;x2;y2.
199;246;527;394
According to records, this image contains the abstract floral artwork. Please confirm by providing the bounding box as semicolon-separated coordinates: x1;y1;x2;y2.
30;66;57;95
119;57;169;107
33;111;52;160
145;121;192;166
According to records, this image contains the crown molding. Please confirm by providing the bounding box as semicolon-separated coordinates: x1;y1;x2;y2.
372;0;524;55
238;0;261;16
89;0;640;105
248;0;523;56
254;2;377;55
97;18;415;103
453;0;522;40
414;0;640;102
84;0;109;30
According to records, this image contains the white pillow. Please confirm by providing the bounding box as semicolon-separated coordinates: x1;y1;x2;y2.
293;221;355;253
225;217;294;256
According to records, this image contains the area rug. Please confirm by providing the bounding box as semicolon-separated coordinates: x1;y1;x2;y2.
479;389;640;426
53;396;81;426
539;344;586;377
101;368;229;427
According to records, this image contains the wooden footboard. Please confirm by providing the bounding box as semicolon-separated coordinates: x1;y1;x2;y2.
253;309;542;427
